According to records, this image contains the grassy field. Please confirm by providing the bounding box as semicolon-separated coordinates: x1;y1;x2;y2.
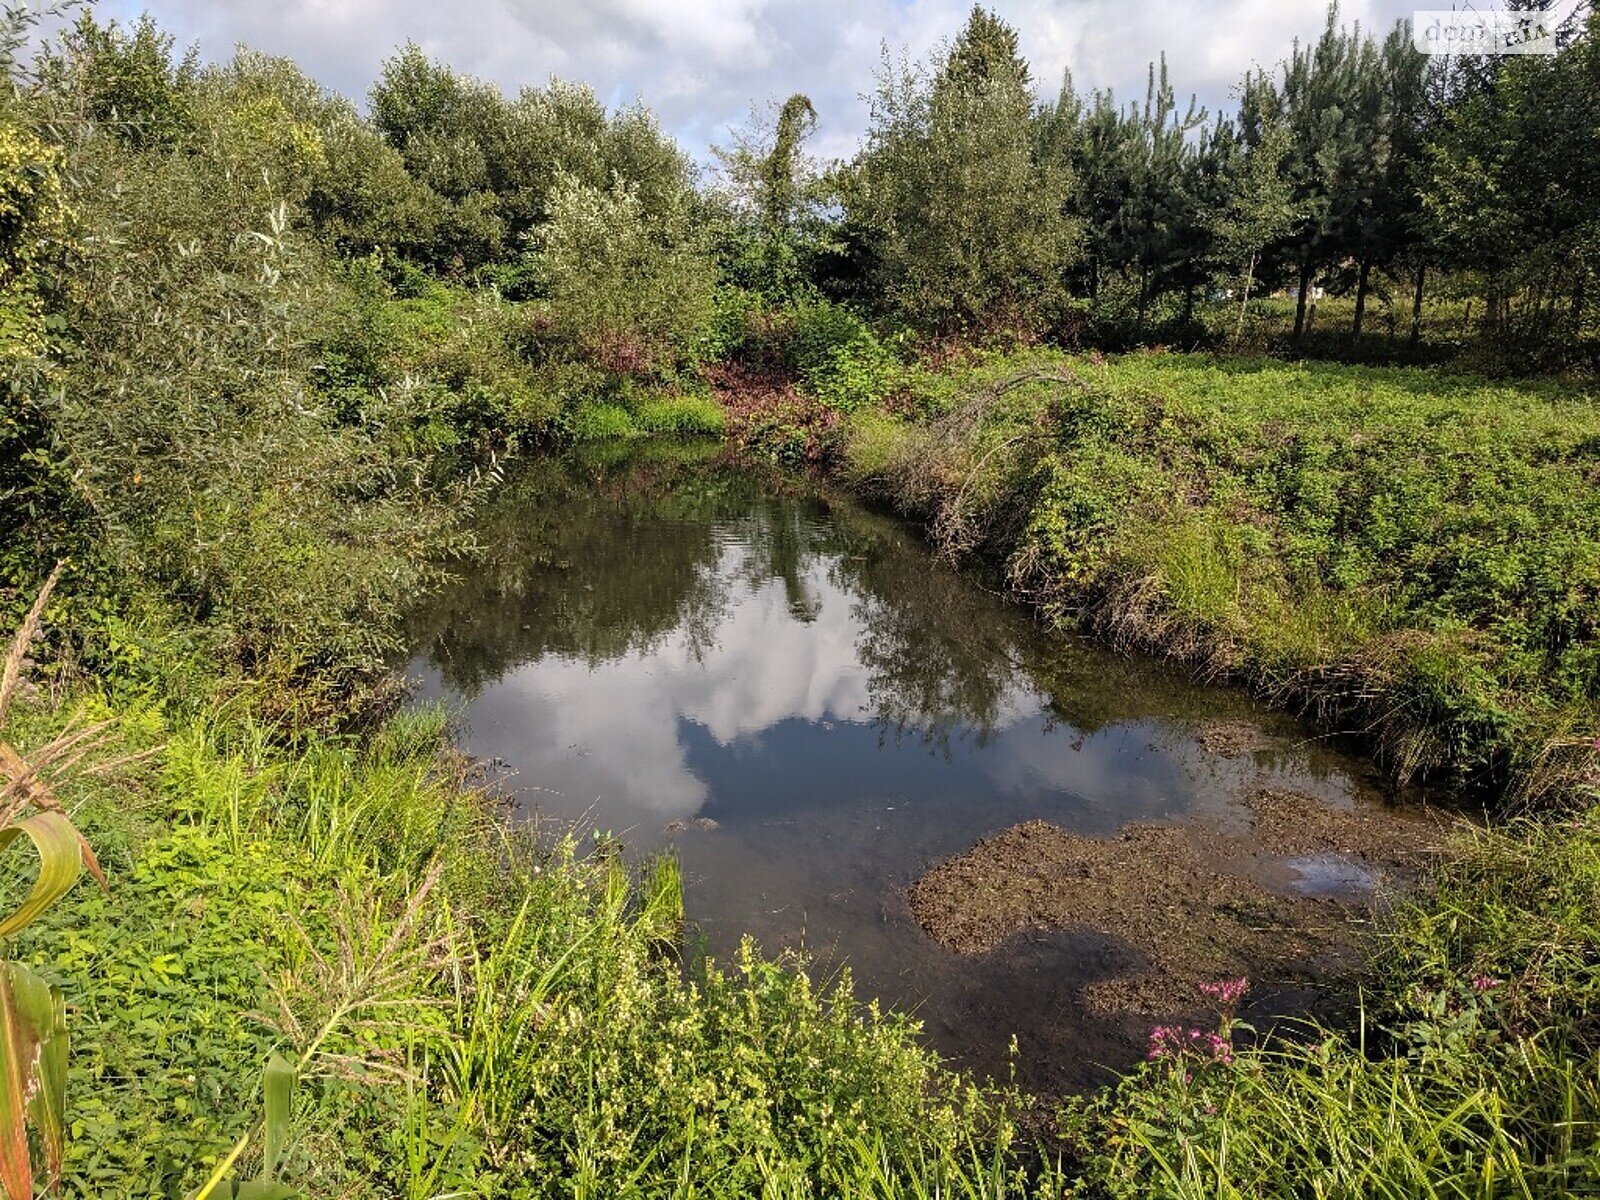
834;350;1600;804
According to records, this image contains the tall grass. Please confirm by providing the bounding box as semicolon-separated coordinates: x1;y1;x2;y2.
11;685;1060;1196
1075;1029;1598;1197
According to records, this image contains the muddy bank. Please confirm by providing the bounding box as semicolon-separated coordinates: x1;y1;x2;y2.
908;787;1452;1016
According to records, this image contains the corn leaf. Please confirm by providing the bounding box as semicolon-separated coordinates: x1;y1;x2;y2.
18;973;65;1192
0;813;87;940
0;965;40;1200
261;1055;294;1181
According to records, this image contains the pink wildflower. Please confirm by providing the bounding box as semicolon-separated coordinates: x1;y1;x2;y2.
1470;974;1501;992
1198;977;1249;1007
1203;1032;1235;1064
1147;1024;1234;1065
1147;1025;1182;1060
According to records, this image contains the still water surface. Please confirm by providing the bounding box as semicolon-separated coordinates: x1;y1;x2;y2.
405;444;1393;1090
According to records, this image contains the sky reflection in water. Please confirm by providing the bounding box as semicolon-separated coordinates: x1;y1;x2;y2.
404;444;1384;1089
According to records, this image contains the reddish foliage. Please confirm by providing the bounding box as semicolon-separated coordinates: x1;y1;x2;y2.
583;328;659;378
704;362;839;464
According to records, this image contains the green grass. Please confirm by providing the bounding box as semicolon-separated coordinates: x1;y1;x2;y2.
570;394;728;441
2;673;1057;1197
633;392;728;437
835;348;1600;799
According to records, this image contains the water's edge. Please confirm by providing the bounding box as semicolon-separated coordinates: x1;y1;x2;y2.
402;443;1439;1092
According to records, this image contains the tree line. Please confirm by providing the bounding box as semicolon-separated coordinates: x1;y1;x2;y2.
4;2;1598;395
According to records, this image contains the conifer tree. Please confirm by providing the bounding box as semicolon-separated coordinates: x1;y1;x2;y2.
850;6;1079;333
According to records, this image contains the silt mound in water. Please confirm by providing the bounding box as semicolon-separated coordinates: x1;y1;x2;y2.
907;790;1449;1015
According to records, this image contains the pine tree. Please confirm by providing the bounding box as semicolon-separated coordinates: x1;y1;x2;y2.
1211;96;1297;343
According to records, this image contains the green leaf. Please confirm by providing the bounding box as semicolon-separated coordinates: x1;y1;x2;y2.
0;813;88;940
0;964;48;1200
0;964;67;1198
19;976;65;1192
228;1183;297;1200
260;1055;294;1181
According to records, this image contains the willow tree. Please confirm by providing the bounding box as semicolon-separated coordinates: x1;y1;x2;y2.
370;47;695;272
849;6;1079;334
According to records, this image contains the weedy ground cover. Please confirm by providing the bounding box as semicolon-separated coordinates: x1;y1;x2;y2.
834;349;1600;802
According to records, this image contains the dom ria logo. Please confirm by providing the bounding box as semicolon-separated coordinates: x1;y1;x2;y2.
1413;4;1575;55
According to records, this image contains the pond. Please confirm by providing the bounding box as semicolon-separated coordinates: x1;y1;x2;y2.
404;442;1428;1093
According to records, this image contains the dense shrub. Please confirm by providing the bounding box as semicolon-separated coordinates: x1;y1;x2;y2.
790;300;902;412
0;106;74;595
527;174;717;381
1;35;491;717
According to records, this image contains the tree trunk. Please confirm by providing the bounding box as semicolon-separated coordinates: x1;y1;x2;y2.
1306;269;1320;335
1573;268;1587;333
1409;263;1426;347
1352;258;1371;337
1293;257;1312;340
1235;250;1257;344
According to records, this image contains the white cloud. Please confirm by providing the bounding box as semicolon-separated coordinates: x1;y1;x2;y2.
412;546;891;827
98;0;1420;160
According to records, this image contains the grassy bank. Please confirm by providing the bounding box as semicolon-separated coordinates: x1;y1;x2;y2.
17;330;1600;1194
828;350;1600;803
733;340;1600;1193
1060;804;1600;1196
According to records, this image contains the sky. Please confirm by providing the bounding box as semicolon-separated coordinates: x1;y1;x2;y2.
95;0;1425;163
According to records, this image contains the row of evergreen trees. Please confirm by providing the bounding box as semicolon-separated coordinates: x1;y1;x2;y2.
796;2;1596;356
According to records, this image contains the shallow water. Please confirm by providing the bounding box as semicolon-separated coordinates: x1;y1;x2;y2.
404;443;1403;1091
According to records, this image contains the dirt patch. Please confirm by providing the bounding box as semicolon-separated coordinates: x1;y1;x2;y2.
1195;719;1275;757
1244;788;1441;859
907;792;1451;1015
